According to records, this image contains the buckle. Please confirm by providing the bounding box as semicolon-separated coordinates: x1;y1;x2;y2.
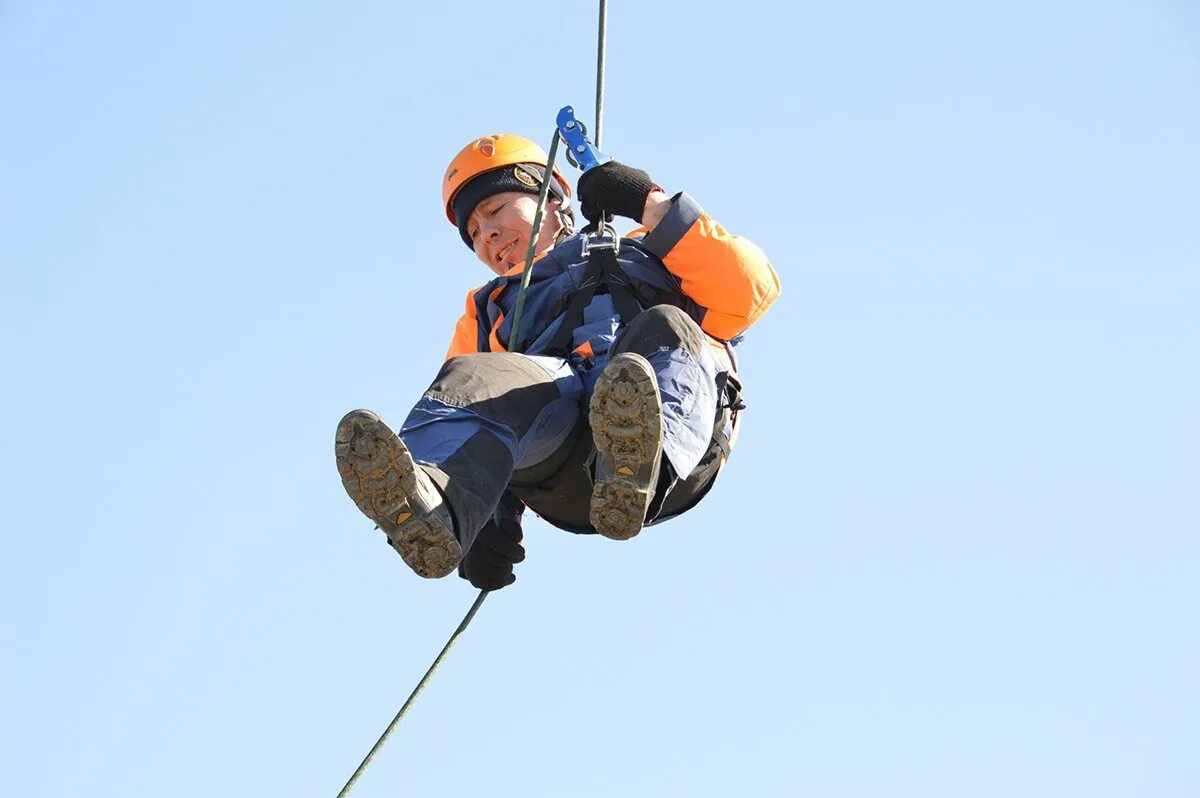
581;222;620;256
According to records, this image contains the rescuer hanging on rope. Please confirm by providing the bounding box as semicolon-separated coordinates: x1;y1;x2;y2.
335;132;780;590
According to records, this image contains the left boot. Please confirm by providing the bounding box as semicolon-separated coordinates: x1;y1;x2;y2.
588;352;664;540
335;409;461;578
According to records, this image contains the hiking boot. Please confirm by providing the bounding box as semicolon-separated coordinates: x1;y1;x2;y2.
588;352;664;540
335;409;461;578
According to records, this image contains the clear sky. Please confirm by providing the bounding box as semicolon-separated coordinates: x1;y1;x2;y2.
3;2;1198;796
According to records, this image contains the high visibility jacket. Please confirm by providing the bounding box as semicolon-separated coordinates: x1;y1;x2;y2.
444;192;780;363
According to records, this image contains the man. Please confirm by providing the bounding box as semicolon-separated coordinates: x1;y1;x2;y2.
335;133;780;589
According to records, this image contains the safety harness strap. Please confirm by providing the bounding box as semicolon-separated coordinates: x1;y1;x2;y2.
544;242;641;356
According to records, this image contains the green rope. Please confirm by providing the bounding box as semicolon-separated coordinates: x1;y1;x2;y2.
596;0;607;149
335;589;490;797
506;127;561;354
337;3;609;794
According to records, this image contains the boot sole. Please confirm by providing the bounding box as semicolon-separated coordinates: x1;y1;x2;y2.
589;353;664;540
335;409;461;578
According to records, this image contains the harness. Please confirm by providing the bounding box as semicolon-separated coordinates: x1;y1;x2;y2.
541;224;642;357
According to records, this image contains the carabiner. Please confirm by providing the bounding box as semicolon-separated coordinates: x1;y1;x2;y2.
581;221;620;256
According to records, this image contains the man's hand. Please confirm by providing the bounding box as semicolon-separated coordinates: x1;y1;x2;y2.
577;161;665;228
459;499;525;590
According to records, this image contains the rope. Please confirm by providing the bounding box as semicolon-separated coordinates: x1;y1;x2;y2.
595;0;608;149
336;3;610;794
506;128;561;354
335;589;490;797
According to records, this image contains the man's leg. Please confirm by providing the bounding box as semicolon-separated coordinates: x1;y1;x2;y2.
336;353;582;576
589;305;721;539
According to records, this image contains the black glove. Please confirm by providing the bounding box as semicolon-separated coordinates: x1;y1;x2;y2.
458;494;525;590
577;161;659;226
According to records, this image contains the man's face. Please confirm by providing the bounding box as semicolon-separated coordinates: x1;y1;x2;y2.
465;191;562;276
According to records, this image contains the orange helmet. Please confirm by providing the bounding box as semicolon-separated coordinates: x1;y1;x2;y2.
442;133;572;225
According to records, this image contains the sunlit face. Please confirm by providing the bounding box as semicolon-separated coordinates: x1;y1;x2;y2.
466;191;564;276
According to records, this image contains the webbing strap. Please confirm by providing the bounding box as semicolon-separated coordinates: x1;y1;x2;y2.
545;244;641;356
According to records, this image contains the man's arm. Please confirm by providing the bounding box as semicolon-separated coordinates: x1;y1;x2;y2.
638;192;781;341
640;189;673;232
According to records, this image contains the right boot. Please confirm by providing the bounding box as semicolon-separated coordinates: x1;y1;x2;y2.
588;352;665;540
334;409;461;578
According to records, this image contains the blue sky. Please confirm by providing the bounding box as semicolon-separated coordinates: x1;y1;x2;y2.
3;2;1198;795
